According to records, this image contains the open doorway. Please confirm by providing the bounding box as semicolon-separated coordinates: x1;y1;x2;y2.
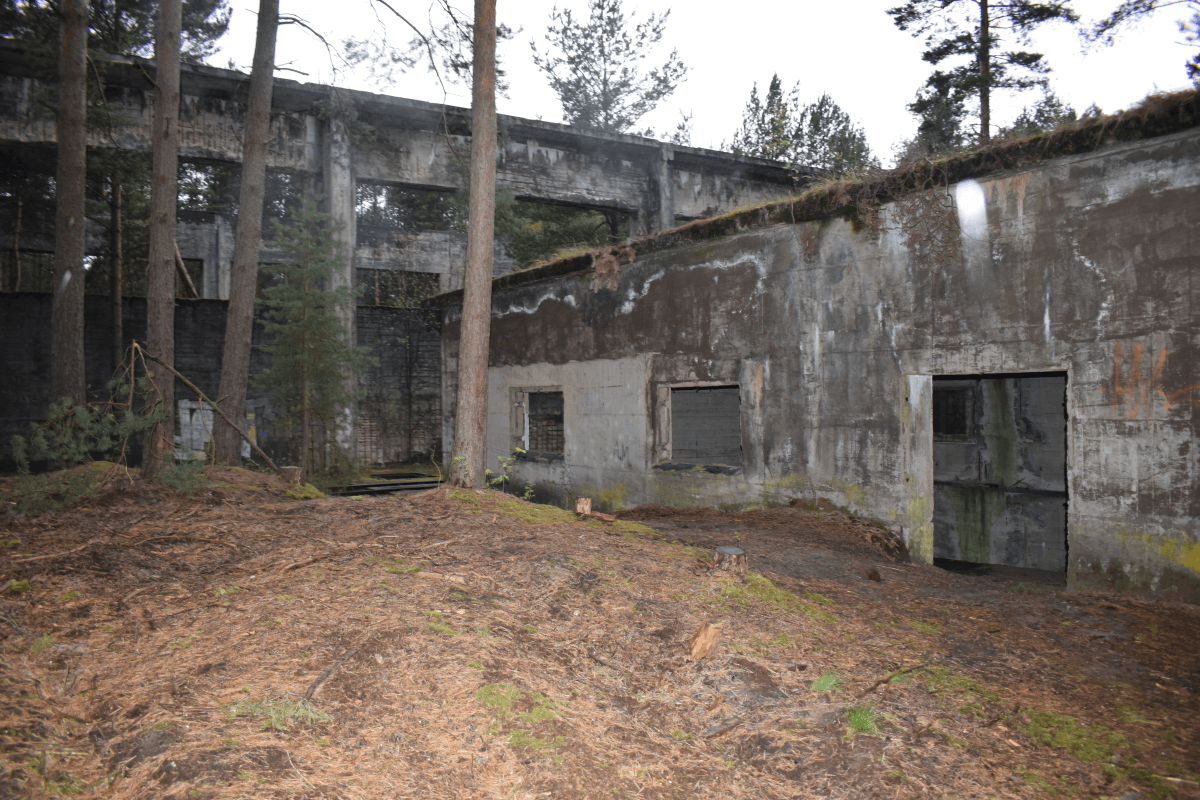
931;371;1068;574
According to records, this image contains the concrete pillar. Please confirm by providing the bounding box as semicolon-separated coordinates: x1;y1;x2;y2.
654;143;675;234
323;90;358;460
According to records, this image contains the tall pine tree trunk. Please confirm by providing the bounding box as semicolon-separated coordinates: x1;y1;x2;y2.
50;0;88;408
214;0;278;465
142;0;182;480
451;0;498;487
109;180;123;374
978;0;990;145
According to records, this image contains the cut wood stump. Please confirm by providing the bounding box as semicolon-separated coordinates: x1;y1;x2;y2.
575;497;592;516
279;466;305;485
714;546;747;575
686;621;723;662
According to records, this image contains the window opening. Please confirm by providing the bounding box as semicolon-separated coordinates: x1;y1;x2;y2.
932;387;970;437
670;385;741;466
524;391;564;456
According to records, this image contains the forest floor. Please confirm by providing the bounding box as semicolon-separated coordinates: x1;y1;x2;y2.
1;464;1198;800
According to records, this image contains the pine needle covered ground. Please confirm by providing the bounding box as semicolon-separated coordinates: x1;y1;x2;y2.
1;466;1197;799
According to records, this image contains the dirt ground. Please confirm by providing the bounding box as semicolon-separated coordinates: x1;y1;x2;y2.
1;465;1197;799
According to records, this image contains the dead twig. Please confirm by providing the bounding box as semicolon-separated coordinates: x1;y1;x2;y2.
276;552;336;575
701;719;743;739
857;661;929;699
12;541;94;563
130;536;237;549
304;647;360;701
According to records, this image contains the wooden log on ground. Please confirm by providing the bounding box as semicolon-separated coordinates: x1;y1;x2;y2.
714;546;747;575
686;621;723;662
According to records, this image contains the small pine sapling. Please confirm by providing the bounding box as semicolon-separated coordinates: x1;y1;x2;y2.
252;195;377;476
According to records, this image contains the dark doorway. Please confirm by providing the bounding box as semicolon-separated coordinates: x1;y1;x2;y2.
931;371;1068;572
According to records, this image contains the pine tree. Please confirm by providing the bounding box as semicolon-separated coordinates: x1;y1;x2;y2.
888;0;1078;144
726;75;877;176
252;196;377;475
1088;1;1200;87
531;0;688;134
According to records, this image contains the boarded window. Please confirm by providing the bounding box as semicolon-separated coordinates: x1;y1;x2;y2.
671;386;741;465
933;388;971;437
527;391;564;455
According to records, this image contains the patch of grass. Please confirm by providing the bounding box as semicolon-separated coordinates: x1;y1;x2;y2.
1023;709;1128;763
283;483;322;501
1116;704;1149;723
31;634;54;655
846;705;879;735
277;594;294;601
812;672;841;693
721;572;837;623
8;469;100;515
55;591;80;603
212;586;238;597
0;538;19;549
168;632;201;649
494;495;577;525
522;624;537;634
669;729;692;741
516;693;559;725
921;666;1001;704
473;624;492;638
468;660;485;671
612;520;662;538
805;591;834;606
909;620;942;635
1008;582;1038;594
508;730;564;751
477;682;522;712
425;622;458;636
769;632;797;650
232;697;332;731
3;579;31;595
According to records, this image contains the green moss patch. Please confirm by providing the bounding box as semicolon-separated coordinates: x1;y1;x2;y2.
1023;710;1127;763
721;572;837;623
283;483;322;501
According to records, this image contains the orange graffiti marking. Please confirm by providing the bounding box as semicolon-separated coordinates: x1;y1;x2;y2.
1103;342;1197;418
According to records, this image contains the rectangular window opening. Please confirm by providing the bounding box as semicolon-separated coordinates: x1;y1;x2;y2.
670;385;741;467
524;391;564;457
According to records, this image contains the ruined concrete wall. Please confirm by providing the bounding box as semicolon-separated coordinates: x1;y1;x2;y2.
441;126;1200;599
0;294;441;469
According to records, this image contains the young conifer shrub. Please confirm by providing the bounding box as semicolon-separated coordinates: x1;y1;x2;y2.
252;194;377;476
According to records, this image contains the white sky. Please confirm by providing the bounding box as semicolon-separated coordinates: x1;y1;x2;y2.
213;0;1195;165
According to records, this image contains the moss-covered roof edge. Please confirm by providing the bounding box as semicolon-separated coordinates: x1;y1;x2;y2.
430;89;1200;309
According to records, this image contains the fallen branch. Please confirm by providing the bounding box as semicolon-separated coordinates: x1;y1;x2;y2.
173;242;200;299
857;662;930;699
130;535;237;550
133;343;280;475
12;541;93;564
304;647;359;700
276;551;336;575
701;719;743;739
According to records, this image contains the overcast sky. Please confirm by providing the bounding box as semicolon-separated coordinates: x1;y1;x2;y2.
213;0;1195;165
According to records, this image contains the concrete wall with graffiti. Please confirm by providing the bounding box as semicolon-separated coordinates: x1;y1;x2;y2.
439;120;1200;600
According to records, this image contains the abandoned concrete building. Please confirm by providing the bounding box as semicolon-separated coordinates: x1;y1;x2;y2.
436;94;1200;600
0;42;801;463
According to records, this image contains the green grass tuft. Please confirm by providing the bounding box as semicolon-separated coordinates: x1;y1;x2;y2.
847;705;879;735
31;634;54;655
232;697;331;731
812;672;841;693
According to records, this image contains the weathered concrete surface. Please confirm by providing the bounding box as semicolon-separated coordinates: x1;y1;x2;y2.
441;124;1200;600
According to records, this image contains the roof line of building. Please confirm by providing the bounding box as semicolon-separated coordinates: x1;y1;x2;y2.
431;88;1200;307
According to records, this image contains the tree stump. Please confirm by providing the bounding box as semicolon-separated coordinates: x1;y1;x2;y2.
575;497;592;516
279;466;305;485
714;546;747;575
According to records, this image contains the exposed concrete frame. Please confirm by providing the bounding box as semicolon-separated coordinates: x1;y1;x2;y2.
0;41;808;300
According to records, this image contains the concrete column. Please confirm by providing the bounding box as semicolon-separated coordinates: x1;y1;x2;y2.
653;143;675;233
323;90;358;459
